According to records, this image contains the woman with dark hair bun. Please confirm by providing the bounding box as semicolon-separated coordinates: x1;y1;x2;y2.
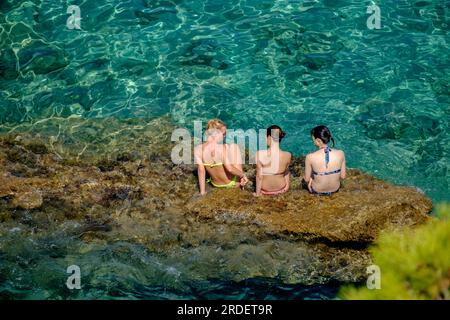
304;125;346;196
254;125;291;196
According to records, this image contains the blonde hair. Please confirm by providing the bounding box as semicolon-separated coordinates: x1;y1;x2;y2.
206;119;226;130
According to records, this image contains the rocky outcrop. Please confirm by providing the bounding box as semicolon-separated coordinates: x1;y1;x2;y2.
0;118;432;242
187;173;431;243
0;116;432;286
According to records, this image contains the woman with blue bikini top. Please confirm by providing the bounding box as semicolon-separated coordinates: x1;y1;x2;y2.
304;125;346;195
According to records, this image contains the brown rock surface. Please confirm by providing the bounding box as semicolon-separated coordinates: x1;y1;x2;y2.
0;116;431;242
186;173;431;243
0;116;433;285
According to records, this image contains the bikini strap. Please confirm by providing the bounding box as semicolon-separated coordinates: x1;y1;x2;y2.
312;168;341;176
322;146;331;168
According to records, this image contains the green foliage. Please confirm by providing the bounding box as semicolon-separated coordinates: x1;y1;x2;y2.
340;204;450;300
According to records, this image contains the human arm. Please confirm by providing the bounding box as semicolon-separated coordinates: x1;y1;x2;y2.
282;153;291;192
340;151;346;180
304;154;312;183
224;144;247;184
304;154;313;191
254;152;263;196
194;146;207;195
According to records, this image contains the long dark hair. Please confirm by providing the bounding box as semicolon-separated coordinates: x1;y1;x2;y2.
267;125;286;142
310;125;335;147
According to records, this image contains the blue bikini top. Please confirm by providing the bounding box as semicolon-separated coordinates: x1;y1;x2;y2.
323;146;331;168
312;146;341;176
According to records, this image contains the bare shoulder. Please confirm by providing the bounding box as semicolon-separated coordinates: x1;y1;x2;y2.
307;150;319;158
282;151;292;159
194;144;204;164
256;149;267;159
227;143;240;151
333;148;345;157
194;144;203;154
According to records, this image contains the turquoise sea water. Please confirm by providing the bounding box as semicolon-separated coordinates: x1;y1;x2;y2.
0;0;449;299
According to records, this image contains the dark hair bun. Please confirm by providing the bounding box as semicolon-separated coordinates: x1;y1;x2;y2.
267;125;285;142
310;125;335;146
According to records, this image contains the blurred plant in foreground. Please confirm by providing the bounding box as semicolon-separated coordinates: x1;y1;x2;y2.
340;204;450;300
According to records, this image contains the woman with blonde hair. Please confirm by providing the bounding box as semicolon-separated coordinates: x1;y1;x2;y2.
194;119;248;195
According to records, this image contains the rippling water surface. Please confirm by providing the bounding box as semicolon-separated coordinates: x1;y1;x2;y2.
0;0;448;299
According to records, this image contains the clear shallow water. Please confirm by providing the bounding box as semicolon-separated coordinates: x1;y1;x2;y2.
0;211;353;300
0;0;448;299
0;232;340;300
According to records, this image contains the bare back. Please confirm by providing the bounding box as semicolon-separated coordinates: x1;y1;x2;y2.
257;149;291;192
305;148;346;193
196;143;242;186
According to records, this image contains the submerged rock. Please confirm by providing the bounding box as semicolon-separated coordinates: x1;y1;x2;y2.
11;189;43;210
18;40;68;75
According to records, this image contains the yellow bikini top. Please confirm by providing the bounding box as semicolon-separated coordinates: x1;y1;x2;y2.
204;161;223;168
203;144;226;168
